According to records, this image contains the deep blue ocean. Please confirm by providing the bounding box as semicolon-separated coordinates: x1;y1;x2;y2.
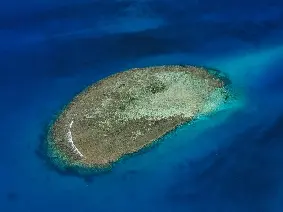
1;0;283;211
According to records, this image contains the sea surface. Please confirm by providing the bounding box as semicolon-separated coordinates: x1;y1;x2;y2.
1;0;283;211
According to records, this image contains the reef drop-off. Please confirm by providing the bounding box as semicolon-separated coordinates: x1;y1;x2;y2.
44;65;234;175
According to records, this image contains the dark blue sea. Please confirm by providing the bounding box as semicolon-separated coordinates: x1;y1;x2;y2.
1;0;283;211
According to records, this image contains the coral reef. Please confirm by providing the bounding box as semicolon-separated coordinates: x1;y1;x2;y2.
46;65;233;174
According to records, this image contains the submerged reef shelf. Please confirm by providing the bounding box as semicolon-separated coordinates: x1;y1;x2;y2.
45;65;235;175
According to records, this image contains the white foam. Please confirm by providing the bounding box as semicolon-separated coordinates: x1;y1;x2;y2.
66;120;84;158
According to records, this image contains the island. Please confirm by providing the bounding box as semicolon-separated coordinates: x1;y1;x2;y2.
45;65;233;175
